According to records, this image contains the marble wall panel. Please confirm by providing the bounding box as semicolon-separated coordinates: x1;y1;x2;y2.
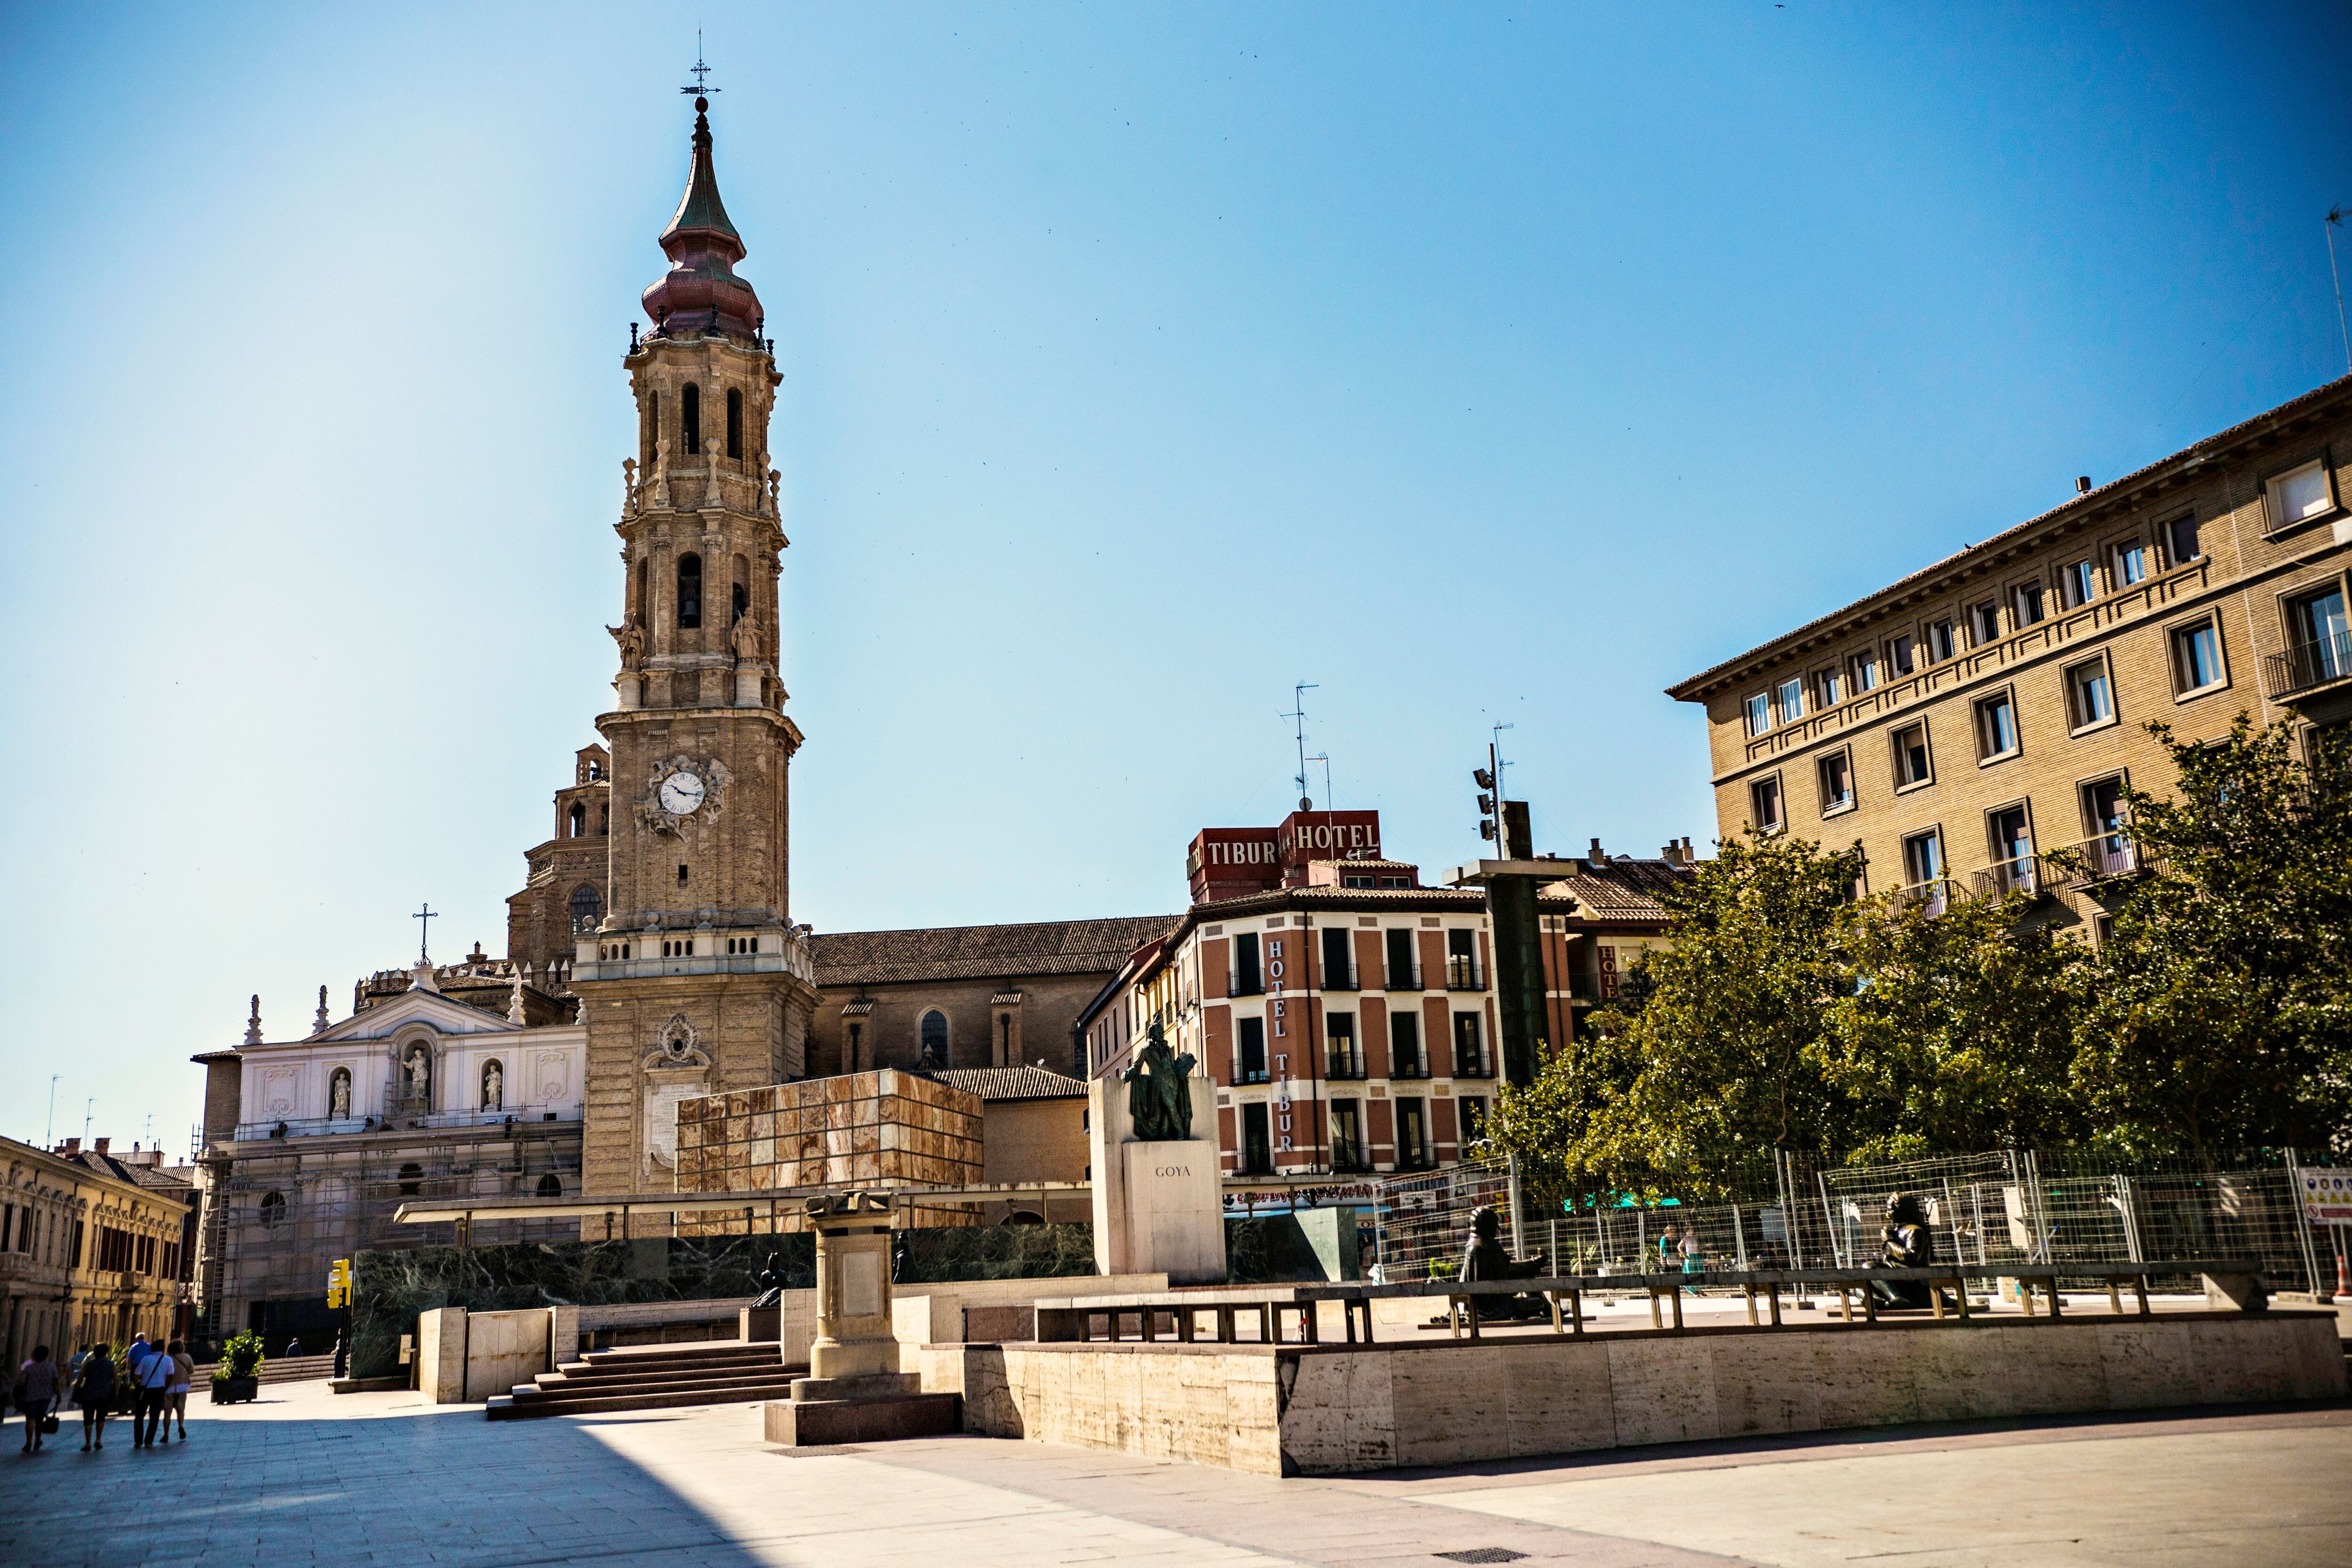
2097;1320;2198;1410
1499;1341;1614;1456
1709;1331;1822;1437
1389;1347;1508;1467
1811;1330;1920;1431
1283;1349;1397;1473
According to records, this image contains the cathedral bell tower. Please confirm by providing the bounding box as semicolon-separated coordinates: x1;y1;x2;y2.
573;93;820;1216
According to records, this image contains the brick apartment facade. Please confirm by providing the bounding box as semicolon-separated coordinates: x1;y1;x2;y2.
1669;375;2352;932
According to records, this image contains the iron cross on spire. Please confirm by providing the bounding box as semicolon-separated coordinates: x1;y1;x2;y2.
682;32;720;98
413;903;437;964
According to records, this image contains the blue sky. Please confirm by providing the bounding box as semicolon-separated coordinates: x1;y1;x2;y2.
2;2;2346;1150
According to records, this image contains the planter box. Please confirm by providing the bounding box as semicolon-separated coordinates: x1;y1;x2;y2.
210;1376;259;1405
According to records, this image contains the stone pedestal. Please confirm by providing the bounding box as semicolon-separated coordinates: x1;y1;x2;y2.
1090;1076;1226;1285
768;1191;959;1446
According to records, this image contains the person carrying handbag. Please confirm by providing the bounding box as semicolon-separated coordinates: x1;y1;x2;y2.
75;1345;116;1451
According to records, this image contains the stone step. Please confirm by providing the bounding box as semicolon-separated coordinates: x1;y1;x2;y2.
487;1374;803;1421
524;1363;804;1396
574;1346;782;1371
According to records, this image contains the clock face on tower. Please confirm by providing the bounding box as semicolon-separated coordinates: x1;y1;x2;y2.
658;770;707;816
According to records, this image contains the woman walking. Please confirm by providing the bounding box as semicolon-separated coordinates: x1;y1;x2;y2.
15;1346;58;1454
167;1341;194;1441
75;1345;115;1452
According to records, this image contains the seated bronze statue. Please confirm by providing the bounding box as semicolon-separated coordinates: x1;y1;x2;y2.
1867;1192;1953;1311
1454;1204;1551;1321
752;1252;789;1308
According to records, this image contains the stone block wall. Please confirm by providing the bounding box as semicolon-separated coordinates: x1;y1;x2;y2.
673;1069;982;1230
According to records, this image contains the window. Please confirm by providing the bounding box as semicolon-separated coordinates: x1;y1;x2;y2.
1928;618;1956;662
1458;1096;1489;1145
732;581;749;626
1744;692;1771;736
1893;723;1932;788
1325;1011;1361;1078
2066;658;2115;730
2081;776;2131;875
1851;649;1879;692
1236;1016;1268;1084
2113;540;2149;588
1971;600;2002;645
1816;666;1843;707
2265;457;2336;531
1750;774;1785;832
2165;514;2202;566
399;1161;426;1196
1901;829;1943;888
1231;932;1262;995
1330;1100;1366;1170
676;553;703;628
2285;586;2350;687
1240;1102;1272;1172
919;1009;950;1066
1773;677;1804;724
1974;691;2018;760
1817;751;1853;814
2014;581;2046;627
259;1191;286;1229
1389;1010;1426;1077
1383;928;1420;990
1444;928;1483;990
1889;634;1916;675
682;383;701;454
536;1174;564;1198
725;388;742;458
569;802;586;838
1986;805;2034;894
1320;926;1356;990
2172;618;2225;693
2059;559;2097;608
1451;1012;1490;1077
1395;1097;1430;1167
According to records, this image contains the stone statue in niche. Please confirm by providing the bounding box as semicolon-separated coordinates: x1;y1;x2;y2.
1868;1192;1950;1311
482;1061;504;1112
729;610;761;663
404;1044;431;1101
328;1069;351;1121
1456;1204;1550;1319
1119;1023;1197;1142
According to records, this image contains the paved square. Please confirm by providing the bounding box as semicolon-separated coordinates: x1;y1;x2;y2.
1;1380;2344;1567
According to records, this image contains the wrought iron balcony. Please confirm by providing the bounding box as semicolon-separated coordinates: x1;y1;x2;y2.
1971;855;2048;899
1322;959;1359;991
1893;878;1955;917
2265;629;2352;699
2053;835;2159;890
1233;1067;1270;1087
1330;1142;1372;1174
1325;1047;1367;1081
1452;1049;1495;1079
1389;1055;1431;1081
1444;958;1486;991
1384;963;1423;991
1227;971;1264;997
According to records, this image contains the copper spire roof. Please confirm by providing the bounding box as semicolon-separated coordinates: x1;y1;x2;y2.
641;95;764;345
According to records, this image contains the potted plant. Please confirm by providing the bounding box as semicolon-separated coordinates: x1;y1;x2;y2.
211;1331;265;1404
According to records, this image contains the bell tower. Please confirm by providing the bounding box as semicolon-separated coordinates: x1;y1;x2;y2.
574;89;820;1217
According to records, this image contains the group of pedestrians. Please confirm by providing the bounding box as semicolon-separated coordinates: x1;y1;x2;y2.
13;1334;193;1455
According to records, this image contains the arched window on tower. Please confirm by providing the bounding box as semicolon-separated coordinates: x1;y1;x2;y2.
726;388;742;458
732;583;748;625
677;554;702;628
682;384;701;455
569;884;602;933
537;1174;564;1198
919;1009;950;1068
643;389;659;470
633;559;648;626
568;802;585;839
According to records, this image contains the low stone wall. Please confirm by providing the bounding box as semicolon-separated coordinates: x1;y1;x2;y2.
922;1310;2346;1476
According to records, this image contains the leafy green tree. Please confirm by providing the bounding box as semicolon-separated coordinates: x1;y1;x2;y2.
2080;716;2352;1160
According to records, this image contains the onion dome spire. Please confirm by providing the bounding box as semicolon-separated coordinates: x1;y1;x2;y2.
641;95;765;344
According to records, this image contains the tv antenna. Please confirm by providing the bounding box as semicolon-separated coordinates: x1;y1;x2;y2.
2328;206;2351;377
1491;722;1516;802
1280;682;1319;810
683;32;721;99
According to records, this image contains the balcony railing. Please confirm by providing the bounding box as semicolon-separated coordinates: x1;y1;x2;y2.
1389;1054;1431;1080
1567;971;1599;1002
1233;1065;1270;1087
1444;958;1486;991
1227;971;1264;997
2265;629;2352;699
1971;855;2047;899
1452;1048;1494;1079
1331;1142;1371;1173
2053;835;2159;889
1325;1046;1367;1080
1323;958;1359;991
1385;962;1423;991
1893;878;1955;917
1393;1145;1436;1171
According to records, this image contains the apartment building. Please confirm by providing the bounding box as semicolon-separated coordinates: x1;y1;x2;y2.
1669;375;2352;932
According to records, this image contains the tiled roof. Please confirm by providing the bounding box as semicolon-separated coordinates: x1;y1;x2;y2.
1539;858;1692;923
928;1066;1089;1102
1668;372;2352;699
810;915;1180;988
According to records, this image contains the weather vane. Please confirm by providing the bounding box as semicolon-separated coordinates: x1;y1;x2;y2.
683;31;720;98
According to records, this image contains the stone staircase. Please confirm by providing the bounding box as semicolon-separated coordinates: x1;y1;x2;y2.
485;1340;803;1421
192;1353;340;1386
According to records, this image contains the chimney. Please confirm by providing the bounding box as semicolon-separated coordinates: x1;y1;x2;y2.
60;1137;80;1156
93;1137;111;1156
2074;475;2092;495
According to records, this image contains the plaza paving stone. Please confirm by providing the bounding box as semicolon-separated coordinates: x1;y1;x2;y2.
0;1377;2343;1566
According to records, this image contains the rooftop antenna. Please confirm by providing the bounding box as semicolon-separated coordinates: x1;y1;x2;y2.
1280;682;1319;810
1491;722;1516;804
1308;753;1334;816
682;30;721;99
83;1096;93;1146
45;1074;59;1150
2328;206;2351;377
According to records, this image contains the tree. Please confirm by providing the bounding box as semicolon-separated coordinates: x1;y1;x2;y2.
2079;716;2352;1160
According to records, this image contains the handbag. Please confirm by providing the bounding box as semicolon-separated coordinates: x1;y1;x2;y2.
40;1413;59;1435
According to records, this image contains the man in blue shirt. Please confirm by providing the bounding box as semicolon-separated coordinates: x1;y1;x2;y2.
124;1334;154;1376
